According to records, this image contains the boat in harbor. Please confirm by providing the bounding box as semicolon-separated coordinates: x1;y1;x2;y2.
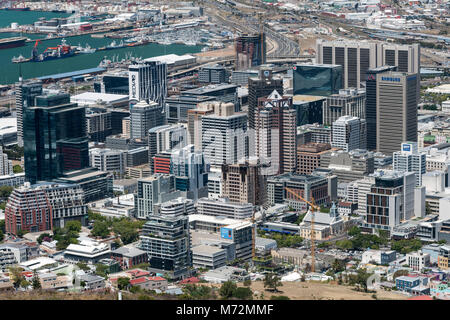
31;39;76;62
76;43;96;54
11;55;28;63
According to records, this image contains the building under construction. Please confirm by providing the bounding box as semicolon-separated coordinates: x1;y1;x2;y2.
235;33;266;71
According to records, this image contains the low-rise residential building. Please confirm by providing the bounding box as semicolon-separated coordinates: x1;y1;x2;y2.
406;251;431;271
437;245;449;270
39;273;71;290
396;275;429;294
129;276;168;291
79;274;106;290
111;245;148;270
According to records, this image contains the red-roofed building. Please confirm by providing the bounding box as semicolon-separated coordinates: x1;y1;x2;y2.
126;269;150;279
180;276;200;284
129;276;168;291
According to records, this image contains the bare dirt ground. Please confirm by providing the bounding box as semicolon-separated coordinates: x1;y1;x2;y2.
206;281;406;300
194;45;234;58
247;281;407;300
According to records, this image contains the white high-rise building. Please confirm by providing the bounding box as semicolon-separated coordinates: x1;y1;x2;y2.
128;60;167;106
393;142;426;187
0;147;13;176
130;100;164;140
89;148;127;177
331;116;367;152
201;102;248;166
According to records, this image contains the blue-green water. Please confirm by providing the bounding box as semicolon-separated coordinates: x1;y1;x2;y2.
0;10;203;84
0;10;71;28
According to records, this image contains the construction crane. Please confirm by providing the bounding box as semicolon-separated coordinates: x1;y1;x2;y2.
285;187;320;273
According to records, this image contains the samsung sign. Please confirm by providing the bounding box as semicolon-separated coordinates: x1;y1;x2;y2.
403;144;411;152
381;77;401;82
129;71;139;101
220;227;233;240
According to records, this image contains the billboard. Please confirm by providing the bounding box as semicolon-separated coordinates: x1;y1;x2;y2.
129;71;140;101
220;227;233;240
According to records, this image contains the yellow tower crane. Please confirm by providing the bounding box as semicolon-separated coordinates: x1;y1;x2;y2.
285;187;320;273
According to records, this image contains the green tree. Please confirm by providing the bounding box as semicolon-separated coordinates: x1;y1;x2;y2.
336;239;353;250
0;229;3;242
117;277;130;290
95;263;109;278
355;269;371;292
92;220;110;238
263;273;283;292
331;259;346;273
13;165;23;173
65;220;82;233
243;279;252;286
270;295;290;300
32;271;41;290
76;262;90;271
9;266;25;289
348;226;361;237
0;186;13;199
219;281;237;299
233;287;253;299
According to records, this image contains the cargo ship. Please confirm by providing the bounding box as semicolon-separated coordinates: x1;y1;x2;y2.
4;7;30;11
0;37;27;50
31;39;75;62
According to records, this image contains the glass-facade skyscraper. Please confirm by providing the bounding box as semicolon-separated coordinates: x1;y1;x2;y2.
293;64;342;96
23;93;89;184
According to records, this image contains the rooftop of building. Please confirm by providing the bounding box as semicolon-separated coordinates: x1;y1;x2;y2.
112;245;146;258
144;53;196;65
70;92;129;103
183;83;238;95
192;244;225;255
267;172;326;184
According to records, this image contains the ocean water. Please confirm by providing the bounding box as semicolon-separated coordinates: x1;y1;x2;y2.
0;10;203;85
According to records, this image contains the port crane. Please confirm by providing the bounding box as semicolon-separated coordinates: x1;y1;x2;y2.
285;187;319;273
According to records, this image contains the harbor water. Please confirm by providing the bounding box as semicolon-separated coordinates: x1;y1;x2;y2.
0;10;203;85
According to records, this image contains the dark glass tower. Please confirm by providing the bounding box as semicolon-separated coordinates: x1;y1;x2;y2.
292;64;342;97
23;93;89;184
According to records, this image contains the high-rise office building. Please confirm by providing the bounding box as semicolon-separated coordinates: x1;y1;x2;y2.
23;93;89;184
135;174;180;219
255;90;296;175
292;64;342;97
363;170;415;232
248;66;283;129
85;107;112;143
322;88;366;126
15;80;42;147
198;64;227;84
130;100;164;140
187;102;215;151
201;102;248;166
235;33;266;71
221;157;265;206
365;66;398;150
393;142;426;187
292;95;325;126
89;148;127;178
138;208;191;279
128;60;167;106
296;143;332;175
170;144;209;201
316;40;420;89
376;72;418;155
331;116;367;152
148;124;187;174
0;147;13;176
196;197;254;220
